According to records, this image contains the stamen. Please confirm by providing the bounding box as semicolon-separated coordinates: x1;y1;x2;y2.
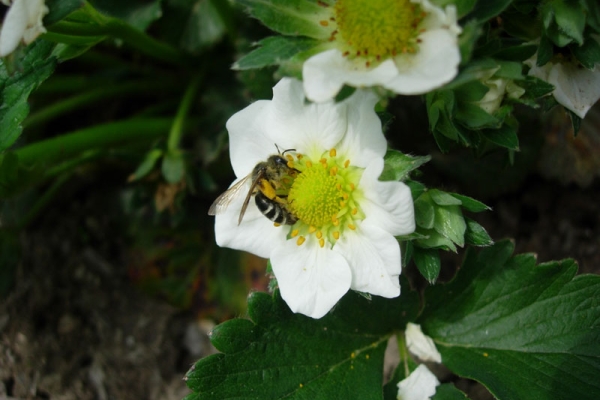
330;167;338;176
319;238;325;248
316;231;323;239
333;231;340;240
306;160;313;168
330;149;337;157
344;159;350;168
286;154;294;162
291;229;300;237
297;154;303;159
349;183;355;190
336;183;342;190
297;236;306;246
352;207;358;215
348;223;356;230
274;222;281;227
308;226;317;234
320;158;327;165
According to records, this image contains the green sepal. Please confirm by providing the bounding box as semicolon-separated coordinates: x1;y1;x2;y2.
571;34;600;69
237;0;332;40
413;247;441;284
540;0;586;47
381;150;431;182
464;217;493;247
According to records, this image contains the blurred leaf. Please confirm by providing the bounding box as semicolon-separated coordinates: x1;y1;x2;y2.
413;247;441;284
0;152;19;198
481;124;519;150
237;0;332;40
380;150;430;182
541;0;585;46
90;0;162;31
571;34;600;69
233;36;319;70
44;0;85;25
467;0;513;21
0;230;20;296
162;150;185;183
431;0;476;18
464;217;493;247
431;384;469;400
0;41;57;152
185;288;420;399
420;241;600;400
179;0;230;52
130;148;164;181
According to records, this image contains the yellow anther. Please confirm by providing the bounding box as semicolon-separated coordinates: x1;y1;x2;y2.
316;231;323;239
349;183;355;190
351;207;358;215
287;161;295;169
333;219;340;226
319;238;325;248
343;192;349;200
297;154;303;159
308;226;317;234
333;231;340;240
306;160;313;168
330;148;337;157
344;159;350;168
320;158;327;164
291;229;300;237
297;236;306;246
274;222;281;227
330;166;338;176
340;201;346;208
348;223;356;230
286;154;294;162
336;183;342;190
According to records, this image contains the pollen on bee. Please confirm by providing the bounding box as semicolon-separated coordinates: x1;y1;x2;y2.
344;159;350;168
348;223;356;230
319;238;325;248
333;231;340;240
291;229;300;237
329;148;336;157
297;236;306;246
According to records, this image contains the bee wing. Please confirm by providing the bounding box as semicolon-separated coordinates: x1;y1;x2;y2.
238;169;265;225
208;174;253;216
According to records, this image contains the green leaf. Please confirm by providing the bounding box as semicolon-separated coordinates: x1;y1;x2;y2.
178;0;230;52
433;204;466;247
0;152;19;198
450;193;490;212
571;35;600;69
415;229;457;252
420;241;600;400
467;0;513;21
413;247;441;284
234;36;319;70
414;197;435;230
429;189;462;206
44;0;85;26
185;289;420;399
464;217;493;247
90;0;162;31
130;148;163;181
519;75;555;99
541;0;585;46
456;103;500;129
237;0;332;40
432;383;469;400
0;41;57;152
380;150;431;182
161;150;185;183
480;124;519;150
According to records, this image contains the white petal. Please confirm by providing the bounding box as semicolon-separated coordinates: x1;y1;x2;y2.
334;224;401;298
303;49;399;103
22;0;47;44
396;365;440;400
226;99;280;178
386;29;460;95
336;89;387;168
0;0;29;57
548;63;600;118
271;237;352;319
266;78;348;160
213;178;286;259
405;323;442;363
360;159;416;236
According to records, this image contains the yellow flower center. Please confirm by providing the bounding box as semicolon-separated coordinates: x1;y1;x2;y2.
330;0;426;64
284;148;365;248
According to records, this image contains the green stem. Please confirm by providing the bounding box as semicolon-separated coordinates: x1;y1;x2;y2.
397;331;410;378
16;118;172;166
48;4;189;66
167;75;201;151
25;80;179;128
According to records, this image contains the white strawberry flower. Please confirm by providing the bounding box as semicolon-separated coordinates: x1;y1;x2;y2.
397;364;440;400
214;78;415;319
0;0;48;57
302;0;462;102
405;322;442;363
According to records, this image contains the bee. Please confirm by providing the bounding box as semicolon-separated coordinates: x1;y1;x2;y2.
208;150;299;225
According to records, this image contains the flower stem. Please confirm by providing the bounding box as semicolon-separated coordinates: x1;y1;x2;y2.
397;331;410;379
168;75;202;151
15;118;173;167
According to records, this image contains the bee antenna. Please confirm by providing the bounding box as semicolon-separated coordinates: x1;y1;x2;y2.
282;148;296;156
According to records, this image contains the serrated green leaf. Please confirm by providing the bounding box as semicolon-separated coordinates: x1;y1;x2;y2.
413;247;441;284
429;189;462;206
0;41;57;151
237;0;332;40
456;103;500;129
185;289;419;399
44;0;85;26
432;383;469;400
542;0;585;46
380;150;430;182
519;75;555;98
464;217;493;247
492;43;537;62
433;204;466;247
571;35;600;69
416;229;458;252
458;20;481;64
420;241;600;400
234;36;319;70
